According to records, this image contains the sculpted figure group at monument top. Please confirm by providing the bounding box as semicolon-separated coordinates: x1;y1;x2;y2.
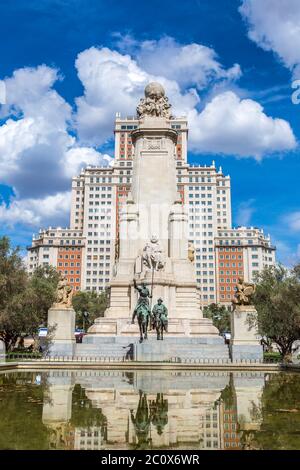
137;82;173;119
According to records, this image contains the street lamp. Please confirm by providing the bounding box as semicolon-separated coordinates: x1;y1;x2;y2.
82;310;90;332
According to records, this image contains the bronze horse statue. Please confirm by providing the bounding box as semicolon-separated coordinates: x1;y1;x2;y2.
130;390;152;449
132;303;150;343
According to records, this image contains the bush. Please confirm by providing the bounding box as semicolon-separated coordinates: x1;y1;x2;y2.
263;352;282;363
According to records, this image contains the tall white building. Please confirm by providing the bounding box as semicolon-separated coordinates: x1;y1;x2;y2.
27;96;276;306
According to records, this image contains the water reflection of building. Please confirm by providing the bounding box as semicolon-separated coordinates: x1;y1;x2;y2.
40;370;266;450
220;401;241;449
200;405;222;450
74;427;103;450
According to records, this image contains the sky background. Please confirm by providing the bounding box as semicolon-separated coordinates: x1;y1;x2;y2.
0;0;300;265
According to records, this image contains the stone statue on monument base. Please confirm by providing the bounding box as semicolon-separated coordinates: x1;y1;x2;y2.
232;277;256;307
47;273;75;356
142;236;165;271
230;278;262;362
137;82;173;119
132;279;152;342
152;298;168;341
53;274;73;308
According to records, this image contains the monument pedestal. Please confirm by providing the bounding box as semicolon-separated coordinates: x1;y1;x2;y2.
230;305;263;362
47;307;75;356
77;333;229;362
0;339;5;362
134;336;229;362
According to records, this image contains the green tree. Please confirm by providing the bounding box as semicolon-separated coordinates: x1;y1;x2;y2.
251;265;300;360
243;373;300;450
0;237;28;350
72;289;109;330
203;303;231;333
17;265;60;348
25;265;59;325
71;384;107;430
0;236;60;351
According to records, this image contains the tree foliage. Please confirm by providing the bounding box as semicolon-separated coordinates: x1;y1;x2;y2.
0;237;28;350
203;303;231;333
0;237;59;350
251;264;300;359
72;289;109;330
244;373;300;450
0;372;50;449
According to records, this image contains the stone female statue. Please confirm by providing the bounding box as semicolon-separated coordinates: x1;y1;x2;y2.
53;274;73;308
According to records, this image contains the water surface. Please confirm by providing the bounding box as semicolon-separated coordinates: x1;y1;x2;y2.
0;370;299;450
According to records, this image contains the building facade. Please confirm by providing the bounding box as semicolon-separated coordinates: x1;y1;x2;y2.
27;227;85;292
215;227;276;304
27;109;276;306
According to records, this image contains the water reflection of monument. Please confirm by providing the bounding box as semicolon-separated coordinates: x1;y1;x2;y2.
130;391;168;449
40;370;266;450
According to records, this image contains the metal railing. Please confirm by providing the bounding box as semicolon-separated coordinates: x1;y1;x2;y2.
4;353;271;365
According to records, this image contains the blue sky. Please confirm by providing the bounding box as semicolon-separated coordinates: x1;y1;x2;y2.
0;0;300;264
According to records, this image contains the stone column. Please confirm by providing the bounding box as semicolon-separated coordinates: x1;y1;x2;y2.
47;307;75;356
131;117;178;254
119;198;139;260
0;339;5;362
230;305;263;361
169;201;189;260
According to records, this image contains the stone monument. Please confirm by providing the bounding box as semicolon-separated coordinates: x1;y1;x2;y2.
82;82;228;361
47;274;76;356
230;278;263;362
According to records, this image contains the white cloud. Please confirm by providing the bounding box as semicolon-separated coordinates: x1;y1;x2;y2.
75;46;296;157
0;65;113;226
0;66;111;196
125;36;242;89
240;0;300;78
75;46;200;145
4;65;70;126
63;147;113;178
0;192;71;228
236;199;256;226
187;92;296;158
284;211;300;232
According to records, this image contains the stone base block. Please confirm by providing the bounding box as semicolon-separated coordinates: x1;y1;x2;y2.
48;342;75;357
77;334;230;362
0;339;5;362
230;344;263;362
135;337;230;362
47;307;76;357
88;318;118;335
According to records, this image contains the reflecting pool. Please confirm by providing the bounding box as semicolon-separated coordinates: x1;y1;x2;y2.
0;370;299;450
